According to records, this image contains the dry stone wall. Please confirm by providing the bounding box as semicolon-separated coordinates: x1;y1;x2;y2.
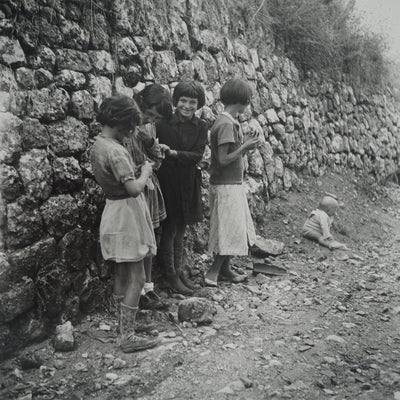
0;0;399;356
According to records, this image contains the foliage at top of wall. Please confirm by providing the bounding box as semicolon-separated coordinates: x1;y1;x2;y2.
208;0;389;89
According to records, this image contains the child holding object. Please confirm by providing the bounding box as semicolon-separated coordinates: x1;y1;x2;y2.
156;81;208;295
204;78;261;287
302;194;348;250
90;94;159;353
123;84;173;310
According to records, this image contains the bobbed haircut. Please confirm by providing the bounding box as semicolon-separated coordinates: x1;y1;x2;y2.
220;78;252;106
173;81;205;109
96;94;141;131
134;84;173;119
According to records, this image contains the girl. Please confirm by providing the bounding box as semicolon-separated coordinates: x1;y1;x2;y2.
156;81;208;295
205;79;260;286
123;84;173;310
90;94;159;353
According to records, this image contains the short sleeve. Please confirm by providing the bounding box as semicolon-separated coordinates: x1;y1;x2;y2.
216;123;235;146
108;147;135;184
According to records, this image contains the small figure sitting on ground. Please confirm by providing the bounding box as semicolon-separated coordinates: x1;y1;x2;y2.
302;194;348;250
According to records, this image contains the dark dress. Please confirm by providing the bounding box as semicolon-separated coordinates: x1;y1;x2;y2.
156;114;208;225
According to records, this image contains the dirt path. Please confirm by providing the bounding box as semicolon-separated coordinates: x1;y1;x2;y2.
1;172;400;400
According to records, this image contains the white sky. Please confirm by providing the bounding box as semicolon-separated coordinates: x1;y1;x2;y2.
354;0;400;62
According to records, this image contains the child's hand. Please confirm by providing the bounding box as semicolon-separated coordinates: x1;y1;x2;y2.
244;135;260;151
141;161;153;178
166;148;178;157
160;144;170;154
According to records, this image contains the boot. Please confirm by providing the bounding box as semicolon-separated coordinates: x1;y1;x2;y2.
173;236;195;294
166;275;194;296
139;291;170;310
119;303;159;353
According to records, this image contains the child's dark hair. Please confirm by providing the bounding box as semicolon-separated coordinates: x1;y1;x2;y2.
134;84;173;119
173;81;205;109
220;79;252;106
96;94;141;131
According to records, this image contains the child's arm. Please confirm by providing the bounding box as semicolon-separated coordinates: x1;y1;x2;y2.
217;135;259;166
166;123;208;164
123;161;153;197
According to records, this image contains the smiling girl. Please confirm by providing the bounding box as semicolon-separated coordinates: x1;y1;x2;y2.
156;81;208;295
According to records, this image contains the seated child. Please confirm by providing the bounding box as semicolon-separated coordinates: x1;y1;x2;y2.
302;194;348;250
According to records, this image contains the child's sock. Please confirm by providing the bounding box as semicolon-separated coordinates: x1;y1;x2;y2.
143;282;154;294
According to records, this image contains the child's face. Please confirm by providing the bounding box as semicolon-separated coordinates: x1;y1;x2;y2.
142;106;164;124
176;96;198;120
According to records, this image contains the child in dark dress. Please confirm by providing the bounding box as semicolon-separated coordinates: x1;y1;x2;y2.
156;81;208;295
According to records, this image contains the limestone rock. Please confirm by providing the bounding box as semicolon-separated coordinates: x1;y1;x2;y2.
88;50;116;74
53;321;74;352
252;237;285;257
48;116;89;156
55;69;86;90
0;278;35;322
152;50;178;83
55;48;92;72
0;164;23;200
70;90;94;120
26;46;56;70
178;297;217;325
0;112;22;164
8;237;57;279
52;156;83;193
0;36;26;66
19;149;53;202
0;63;18;92
15;67;35;89
34;68;53;89
87;75;112;108
6;203;45;249
117;37;139;65
40;194;80;238
20;118;50;151
266;109;279;124
26;88;70;122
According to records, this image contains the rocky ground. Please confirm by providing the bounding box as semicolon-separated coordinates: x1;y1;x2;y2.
1;169;400;400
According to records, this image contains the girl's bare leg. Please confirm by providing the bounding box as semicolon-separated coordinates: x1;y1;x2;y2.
205;255;230;285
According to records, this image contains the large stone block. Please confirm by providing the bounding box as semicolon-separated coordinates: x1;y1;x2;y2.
247;149;264;177
0;252;12;293
0;112;22;164
20;118;50;151
0;164;23;201
59;227;95;270
6;203;45;249
152;50;178;83
26;88;70;122
117;37;139;66
40;194;80;238
52;156;83;193
26;46;56;70
0;64;17;91
18;149;53;202
55;48;92;72
15;67;35;89
88;50;116;74
70;90;94;120
7;237;57;279
0;36;26;66
169;10;191;57
87;75;112;108
34;68;54;89
48;116;89;156
60;19;90;51
0;278;35;322
54;69;86;90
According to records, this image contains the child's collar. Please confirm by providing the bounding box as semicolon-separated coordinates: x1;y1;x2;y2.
221;111;240;126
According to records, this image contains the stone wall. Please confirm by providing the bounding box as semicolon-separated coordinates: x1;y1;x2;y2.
0;0;399;356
